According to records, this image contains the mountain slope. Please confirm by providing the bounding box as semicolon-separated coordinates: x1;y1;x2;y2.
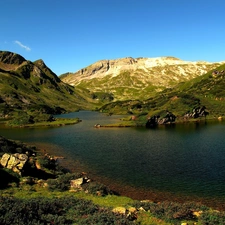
0;51;93;118
60;57;224;100
99;63;225;118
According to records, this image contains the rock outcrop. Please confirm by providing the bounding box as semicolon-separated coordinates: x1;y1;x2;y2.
0;135;57;180
183;106;209;119
0;153;28;175
146;111;176;128
0;51;26;67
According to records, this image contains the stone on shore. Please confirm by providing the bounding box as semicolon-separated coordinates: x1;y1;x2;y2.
0;153;28;175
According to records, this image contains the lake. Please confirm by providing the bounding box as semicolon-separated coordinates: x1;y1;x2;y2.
1;111;225;210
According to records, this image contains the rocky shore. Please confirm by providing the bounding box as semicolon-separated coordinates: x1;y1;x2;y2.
0;135;111;195
1;135;225;224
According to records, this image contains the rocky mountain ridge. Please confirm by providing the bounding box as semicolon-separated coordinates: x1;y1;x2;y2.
0;51;91;119
60;56;224;100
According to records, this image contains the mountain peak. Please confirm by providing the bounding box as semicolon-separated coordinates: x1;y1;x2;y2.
33;59;47;68
0;51;26;70
60;56;224;100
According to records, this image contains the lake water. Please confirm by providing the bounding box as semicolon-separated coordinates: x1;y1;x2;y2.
1;111;225;210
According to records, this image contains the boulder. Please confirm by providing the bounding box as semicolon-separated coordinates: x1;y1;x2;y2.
0;153;28;175
0;153;11;167
112;207;127;215
70;177;84;189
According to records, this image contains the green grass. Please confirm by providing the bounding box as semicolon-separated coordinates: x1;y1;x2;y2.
20;118;81;128
2;184;224;225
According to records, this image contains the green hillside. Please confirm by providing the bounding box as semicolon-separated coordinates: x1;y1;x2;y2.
99;64;225;120
76;70;160;101
0;51;99;124
1;50;225;126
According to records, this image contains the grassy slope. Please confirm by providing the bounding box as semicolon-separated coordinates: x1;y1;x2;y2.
99;64;225;122
76;71;159;101
0;52;102;126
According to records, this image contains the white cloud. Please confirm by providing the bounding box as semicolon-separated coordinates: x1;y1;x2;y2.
14;40;31;51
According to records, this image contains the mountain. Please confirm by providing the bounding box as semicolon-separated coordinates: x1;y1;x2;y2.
99;63;225;118
0;51;93;119
1;51;225;122
60;56;224;101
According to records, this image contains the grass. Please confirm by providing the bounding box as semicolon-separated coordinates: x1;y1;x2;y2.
2;184;222;225
20;118;81;128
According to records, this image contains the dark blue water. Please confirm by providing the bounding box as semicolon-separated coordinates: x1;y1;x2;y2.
1;111;225;209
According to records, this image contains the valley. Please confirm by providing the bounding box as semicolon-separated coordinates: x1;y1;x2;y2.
1;50;225;224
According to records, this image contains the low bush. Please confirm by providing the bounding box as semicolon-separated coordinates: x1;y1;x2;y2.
82;181;112;196
0;196;135;225
0;169;20;189
47;172;82;191
133;200;207;223
199;210;225;225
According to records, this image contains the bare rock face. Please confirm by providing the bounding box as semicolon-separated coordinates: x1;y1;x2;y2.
0;51;26;65
0;153;28;175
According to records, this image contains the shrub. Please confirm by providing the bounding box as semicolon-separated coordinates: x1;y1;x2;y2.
199;210;225;225
0;196;135;225
47;172;82;191
78;208;134;225
0;169;20;189
82;181;112;196
133;200;207;223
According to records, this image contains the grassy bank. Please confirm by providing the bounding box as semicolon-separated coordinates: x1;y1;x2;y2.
1;181;225;225
17;118;81;128
98;114;223;128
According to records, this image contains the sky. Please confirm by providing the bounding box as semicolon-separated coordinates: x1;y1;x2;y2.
1;0;225;75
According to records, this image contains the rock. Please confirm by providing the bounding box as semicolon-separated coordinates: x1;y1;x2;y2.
0;153;28;175
7;155;18;169
127;207;137;220
35;161;42;170
0;51;26;65
70;177;84;189
138;207;146;212
128;207;136;213
20;177;35;185
0;153;11;167
14;153;28;169
183;106;209;120
140;200;154;203
146;111;176;127
112;207;127;215
192;210;203;217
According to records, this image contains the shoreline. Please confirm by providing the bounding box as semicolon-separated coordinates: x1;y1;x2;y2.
45;146;225;212
1;135;225;211
1;115;225;212
96;116;223;128
2;118;82;128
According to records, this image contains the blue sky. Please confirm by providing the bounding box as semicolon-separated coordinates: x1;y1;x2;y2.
1;0;225;75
